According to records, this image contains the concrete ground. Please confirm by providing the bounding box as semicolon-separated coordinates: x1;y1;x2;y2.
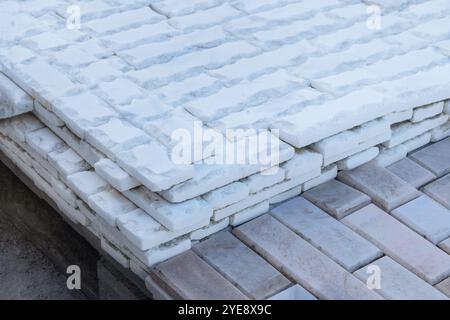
0;216;82;300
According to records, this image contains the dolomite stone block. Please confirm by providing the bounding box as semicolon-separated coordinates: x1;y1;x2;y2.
2;113;44;142
374;145;408;167
94;158;140;192
193;232;291;299
303;165;337;191
150;251;248;300
190;218;229;241
139;237;193;268
271;197;382;272
48;148;90;177
233;215;382;300
33;101;64;127
384;114;449;148
116;141;194;192
403;132;432;153
385;109;412;124
86;118;151;160
281;149;322;179
412;102;444;123
337;147;379;171
25;127;66;159
67;170;109;203
338;162;421;212
117;209;208;250
268;285;316;300
387;157;436;188
391;195;450;245
303;180;371;219
445;101;450;115
202;181;249;210
431;121;450;142
101;237;130;269
423;174;450;210
0;72;33;118
438;238;450;254
436;278;450;298
123;186;212;231
410;137;450;176
354;257;448;300
269;186;302;205
88;189;137;227
230;201;270;227
243;167;285;194
343;204;450;284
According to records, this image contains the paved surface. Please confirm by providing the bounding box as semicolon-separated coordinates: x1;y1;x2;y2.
0;216;81;300
148;138;450;300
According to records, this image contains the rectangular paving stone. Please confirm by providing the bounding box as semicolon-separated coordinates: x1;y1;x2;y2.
271;197;382;272
193;231;291;299
233;215;383;300
150;251;248;300
268;285;317;300
436;278;450;298
387;157;436;188
303;179;371;219
354;256;448;300
410;137;450;176
391;195;450;245
338;162;421;212
343;204;450;284
423;173;450;210
438;238;450;254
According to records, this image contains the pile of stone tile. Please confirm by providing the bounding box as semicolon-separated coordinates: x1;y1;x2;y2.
1;0;450;284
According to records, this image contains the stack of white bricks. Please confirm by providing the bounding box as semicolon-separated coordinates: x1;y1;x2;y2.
1;0;450;281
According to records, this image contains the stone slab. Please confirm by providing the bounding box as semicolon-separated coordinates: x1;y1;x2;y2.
391;195;450;245
193;232;291;299
387;157;436;188
303;179;371;219
271;197;382;272
435;278;450;298
438;238;450;254
233;215;383;300
268;285;317;300
354;256;448;300
410;137;450;176
423;173;450;210
343;204;450;284
150;251;248;300
338;162;421;212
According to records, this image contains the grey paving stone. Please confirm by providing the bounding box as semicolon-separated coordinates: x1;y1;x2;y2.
268;285;317;300
354;256;448;300
438;238;450;254
150;251;248;300
387;158;436;188
193;231;291;299
338;162;421;212
410;137;450;177
391;195;450;244
233;215;383;300
303;179;371;219
435;278;450;298
423;174;450;210
271;197;382;272
343;204;450;285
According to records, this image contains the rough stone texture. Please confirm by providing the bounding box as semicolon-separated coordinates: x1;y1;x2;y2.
410;137;450;177
423;174;450;210
387;157;436;188
391;195;450;245
436;278;450;298
271;197;382;272
338;162;421;212
150;251;248;300
303;179;371;219
234;215;383;300
193;232;290;299
343;204;450;285
353;257;448;300
268;285;317;300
